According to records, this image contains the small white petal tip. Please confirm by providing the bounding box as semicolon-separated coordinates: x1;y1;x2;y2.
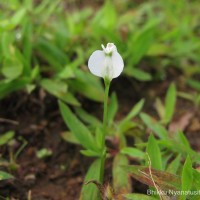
101;43;117;54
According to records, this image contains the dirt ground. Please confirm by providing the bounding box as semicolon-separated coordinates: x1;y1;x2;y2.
0;73;200;200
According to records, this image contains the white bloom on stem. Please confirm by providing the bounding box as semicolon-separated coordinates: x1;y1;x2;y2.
88;43;124;80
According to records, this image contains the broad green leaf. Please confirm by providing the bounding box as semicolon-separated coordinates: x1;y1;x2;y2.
140;113;168;139
121;147;145;160
0;171;14;181
164;83;176;124
146;134;162;170
80;159;101;200
107;93;118;124
125;193;157;200
113;154;131;194
0;131;15;146
10;8;26;27
2;57;23;80
59;101;98;151
180;156;193;200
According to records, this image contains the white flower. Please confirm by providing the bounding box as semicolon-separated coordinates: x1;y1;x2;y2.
88;43;124;80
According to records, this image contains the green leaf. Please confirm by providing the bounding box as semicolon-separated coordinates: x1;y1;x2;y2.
36;38;68;71
0;78;30;99
2;57;23;80
127;18;160;66
119;99;145;132
147;43;170;56
0;171;14;181
146;134;162;170
164;83;176;124
119;121;138;134
124;99;145;122
154;98;165;120
140;113;168;139
41;79;80;106
95;128;103;150
58;101;98;151
22;19;33;74
62;92;80;106
192;169;200;190
61;131;80;145
92;0;117;30
177;131;190;149
181;156;193;200
41;78;67;96
57;66;75;79
107;93;118;124
75;108;100;126
167;154;181;174
187;79;200;92
1;32;14;57
125;68;152;81
113;154;131;194
0;131;15;146
80;149;101;157
125;193;157;200
80;159;101;200
36;148;52;159
68;72;104;102
10;8;26;27
121;147;145;160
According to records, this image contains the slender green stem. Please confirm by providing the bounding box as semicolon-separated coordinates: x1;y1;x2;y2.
100;78;110;183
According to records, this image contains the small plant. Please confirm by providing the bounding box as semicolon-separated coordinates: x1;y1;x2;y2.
88;43;124;183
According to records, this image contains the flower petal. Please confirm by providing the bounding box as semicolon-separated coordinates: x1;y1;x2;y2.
111;52;124;78
88;50;105;77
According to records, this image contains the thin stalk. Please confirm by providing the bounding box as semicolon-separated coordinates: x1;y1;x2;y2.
100;79;110;183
